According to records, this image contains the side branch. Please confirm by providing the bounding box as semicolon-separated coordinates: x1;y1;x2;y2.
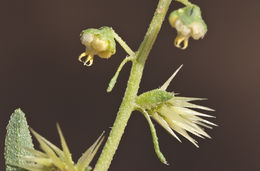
94;0;173;170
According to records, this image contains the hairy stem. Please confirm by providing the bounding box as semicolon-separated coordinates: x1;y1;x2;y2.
107;56;134;93
139;108;168;165
94;0;172;170
112;29;135;56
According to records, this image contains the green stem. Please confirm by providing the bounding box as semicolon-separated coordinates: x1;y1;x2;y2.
94;0;172;170
112;29;135;56
107;56;134;93
176;0;192;6
138;107;168;165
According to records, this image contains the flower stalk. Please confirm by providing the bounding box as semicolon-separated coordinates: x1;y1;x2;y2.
94;0;173;170
111;29;135;56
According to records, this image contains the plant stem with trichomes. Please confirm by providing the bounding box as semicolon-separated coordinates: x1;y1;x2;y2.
94;0;173;170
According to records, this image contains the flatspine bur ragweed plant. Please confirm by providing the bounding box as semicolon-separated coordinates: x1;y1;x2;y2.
4;0;216;171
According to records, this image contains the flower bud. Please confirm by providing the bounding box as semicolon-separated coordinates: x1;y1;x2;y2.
79;27;116;66
169;5;207;49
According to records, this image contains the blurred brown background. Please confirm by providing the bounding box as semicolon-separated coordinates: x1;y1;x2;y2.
0;0;259;170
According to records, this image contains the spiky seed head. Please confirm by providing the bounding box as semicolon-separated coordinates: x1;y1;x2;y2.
12;124;104;171
136;66;216;147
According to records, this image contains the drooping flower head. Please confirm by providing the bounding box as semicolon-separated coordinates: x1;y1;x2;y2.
136;65;216;147
12;124;104;171
169;5;207;49
79;27;116;66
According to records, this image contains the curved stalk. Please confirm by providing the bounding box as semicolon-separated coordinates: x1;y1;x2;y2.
94;0;173;170
138;107;168;165
112;29;135;56
107;56;135;93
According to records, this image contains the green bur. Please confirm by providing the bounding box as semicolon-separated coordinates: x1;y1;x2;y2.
136;89;173;110
5;108;34;171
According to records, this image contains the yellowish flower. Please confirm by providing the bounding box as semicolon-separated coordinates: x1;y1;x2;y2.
79;27;116;66
169;5;207;49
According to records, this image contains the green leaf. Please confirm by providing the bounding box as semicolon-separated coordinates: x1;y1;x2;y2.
4;108;34;171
